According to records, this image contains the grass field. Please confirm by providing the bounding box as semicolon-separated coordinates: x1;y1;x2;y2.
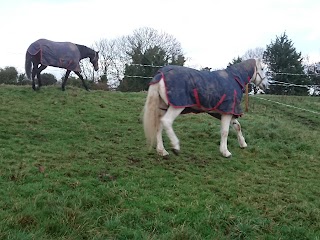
0;85;319;239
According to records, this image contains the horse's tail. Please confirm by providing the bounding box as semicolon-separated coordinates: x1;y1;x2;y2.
143;83;161;148
25;52;32;79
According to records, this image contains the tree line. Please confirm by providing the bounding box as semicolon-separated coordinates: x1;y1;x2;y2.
229;32;319;95
1;28;319;95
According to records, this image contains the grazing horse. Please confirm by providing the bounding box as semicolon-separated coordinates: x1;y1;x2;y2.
25;38;99;91
143;59;268;158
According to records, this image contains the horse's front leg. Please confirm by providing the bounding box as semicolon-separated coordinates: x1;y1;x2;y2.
74;72;89;91
220;114;233;157
161;106;184;155
62;70;71;91
232;118;247;148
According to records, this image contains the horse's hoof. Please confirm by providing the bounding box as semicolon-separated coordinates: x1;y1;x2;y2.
240;142;247;149
221;151;232;158
172;149;180;155
163;155;170;160
157;149;169;157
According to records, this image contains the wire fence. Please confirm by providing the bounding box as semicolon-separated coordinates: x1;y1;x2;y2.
2;54;319;115
268;71;320;77
119;63;320;117
270;80;320;88
120;63;320;86
123;75;153;79
253;96;320;115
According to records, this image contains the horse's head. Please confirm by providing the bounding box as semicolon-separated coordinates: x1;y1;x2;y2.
90;51;99;71
252;58;269;91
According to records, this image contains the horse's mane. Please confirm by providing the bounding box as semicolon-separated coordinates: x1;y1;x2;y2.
75;44;95;59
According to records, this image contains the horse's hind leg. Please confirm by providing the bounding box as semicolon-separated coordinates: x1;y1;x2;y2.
220;114;233;157
156;119;168;156
161;106;184;155
62;70;71;91
74;71;89;91
31;65;38;90
232;118;247;148
156;100;169;156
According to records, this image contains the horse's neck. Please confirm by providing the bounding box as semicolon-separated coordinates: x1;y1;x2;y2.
76;44;94;60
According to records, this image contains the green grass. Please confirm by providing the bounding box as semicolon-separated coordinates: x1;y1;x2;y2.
0;85;319;239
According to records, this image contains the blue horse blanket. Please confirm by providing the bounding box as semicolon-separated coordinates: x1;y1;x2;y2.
150;59;256;116
27;38;81;72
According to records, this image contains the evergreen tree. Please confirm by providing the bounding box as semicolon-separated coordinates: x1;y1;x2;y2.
119;45;185;92
228;56;242;67
201;67;212;71
263;32;309;95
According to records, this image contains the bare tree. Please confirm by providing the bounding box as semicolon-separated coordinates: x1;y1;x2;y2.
125;27;184;63
94;38;129;88
93;27;185;89
79;58;94;81
242;47;265;60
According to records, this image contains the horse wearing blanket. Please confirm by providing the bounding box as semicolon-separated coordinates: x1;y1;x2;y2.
143;59;268;158
25;38;99;91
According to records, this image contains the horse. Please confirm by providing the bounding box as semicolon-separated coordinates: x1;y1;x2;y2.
25;38;99;91
143;58;268;158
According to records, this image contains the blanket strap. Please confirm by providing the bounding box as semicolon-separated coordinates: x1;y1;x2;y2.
193;89;201;108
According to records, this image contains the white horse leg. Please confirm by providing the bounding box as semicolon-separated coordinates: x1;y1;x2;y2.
156;122;169;156
161;106;184;155
220;114;233;158
156;107;169;156
232;118;247;148
154;78;171;156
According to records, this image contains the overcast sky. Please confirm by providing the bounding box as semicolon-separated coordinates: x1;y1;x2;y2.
1;0;320;78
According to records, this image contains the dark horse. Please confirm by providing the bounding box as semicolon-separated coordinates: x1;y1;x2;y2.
25;38;99;91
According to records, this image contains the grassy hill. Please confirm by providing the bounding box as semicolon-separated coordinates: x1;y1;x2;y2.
0;85;319;239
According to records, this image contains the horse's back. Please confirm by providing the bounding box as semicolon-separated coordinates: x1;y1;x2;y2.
151;65;244;115
27;39;81;72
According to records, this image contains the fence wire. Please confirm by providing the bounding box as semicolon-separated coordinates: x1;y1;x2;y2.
253;96;320;115
268;71;320;77
120;64;320;116
120;64;320;89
